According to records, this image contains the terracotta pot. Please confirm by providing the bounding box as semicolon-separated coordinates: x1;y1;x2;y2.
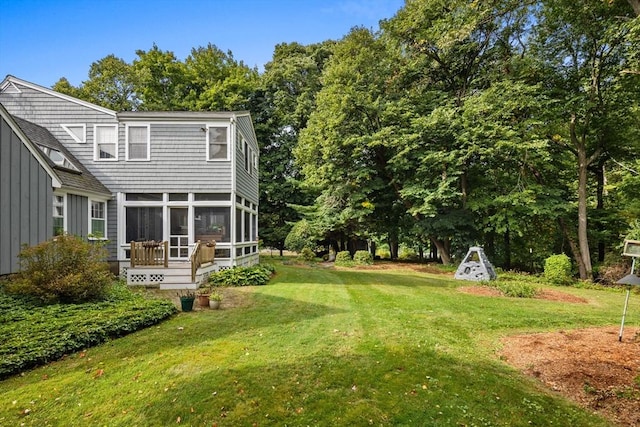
197;294;210;308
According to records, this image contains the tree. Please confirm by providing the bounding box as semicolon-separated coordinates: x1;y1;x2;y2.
381;0;534;263
532;0;639;279
81;55;138;111
253;42;333;254
295;28;407;256
183;44;259;111
133;44;187;110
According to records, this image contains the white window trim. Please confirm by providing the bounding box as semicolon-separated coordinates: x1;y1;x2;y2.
53;192;67;235
125;124;150;161
89;200;108;240
94;124;119;161
206;124;230;161
61;124;86;143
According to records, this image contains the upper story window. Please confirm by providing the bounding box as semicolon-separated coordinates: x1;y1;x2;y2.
94;124;118;161
126;125;150;161
61;124;86;143
244;140;250;174
207;126;228;161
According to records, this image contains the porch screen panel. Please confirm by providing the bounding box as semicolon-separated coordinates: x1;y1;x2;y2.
194;207;230;243
126;207;163;242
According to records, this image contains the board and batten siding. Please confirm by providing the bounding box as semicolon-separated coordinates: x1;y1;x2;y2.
66;193;89;238
0;114;53;275
234;115;259;204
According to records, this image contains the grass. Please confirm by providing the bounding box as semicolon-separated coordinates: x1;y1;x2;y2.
1;261;636;426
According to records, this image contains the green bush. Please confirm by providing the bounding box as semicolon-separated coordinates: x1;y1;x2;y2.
298;247;315;262
335;251;353;267
544;254;573;285
353;250;373;265
6;235;113;303
0;282;176;379
209;264;275;287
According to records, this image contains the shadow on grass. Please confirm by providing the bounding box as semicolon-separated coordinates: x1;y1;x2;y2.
273;264;456;289
128;346;609;427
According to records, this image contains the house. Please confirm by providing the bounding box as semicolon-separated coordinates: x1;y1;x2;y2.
0;76;260;288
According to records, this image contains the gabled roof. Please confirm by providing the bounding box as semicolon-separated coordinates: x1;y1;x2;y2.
0;75;116;117
8;111;112;198
0;102;62;188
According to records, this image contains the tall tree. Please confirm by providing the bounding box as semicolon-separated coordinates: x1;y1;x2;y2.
253;42;333;254
133;44;187;110
533;0;639;278
381;0;533;263
295;28;407;255
183;44;259;111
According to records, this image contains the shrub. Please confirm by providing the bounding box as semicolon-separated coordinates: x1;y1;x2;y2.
0;281;176;379
353;250;373;265
284;219;317;252
6;235;113;303
298;247;315;262
335;251;353;267
544;254;573;285
209;264;275;287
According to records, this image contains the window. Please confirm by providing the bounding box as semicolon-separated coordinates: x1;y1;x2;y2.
169;193;188;201
90;201;106;238
252;213;257;241
126;193;162;201
126;125;149;161
61;124;86;143
252;151;258;175
38;145;78;171
244;211;251;241
126;207;163;242
53;195;64;236
95;125;118;160
194;193;230;201
244;140;250;173
235;208;243;242
207;126;228;160
194;207;230;243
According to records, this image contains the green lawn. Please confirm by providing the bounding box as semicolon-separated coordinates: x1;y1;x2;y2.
1;261;635;426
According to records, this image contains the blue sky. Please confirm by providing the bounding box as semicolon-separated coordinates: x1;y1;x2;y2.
0;0;404;88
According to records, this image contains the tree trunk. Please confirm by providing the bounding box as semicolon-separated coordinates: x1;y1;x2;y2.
628;0;640;16
559;218;587;279
430;236;451;265
504;228;511;271
571;115;594;280
595;162;605;263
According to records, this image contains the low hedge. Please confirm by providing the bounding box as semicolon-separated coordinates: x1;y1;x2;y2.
209;264;275;287
0;282;176;379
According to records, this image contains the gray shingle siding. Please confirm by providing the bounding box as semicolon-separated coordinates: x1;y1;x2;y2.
234;115;259;204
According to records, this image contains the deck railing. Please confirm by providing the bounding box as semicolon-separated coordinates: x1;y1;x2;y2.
130;240;168;268
190;240;216;282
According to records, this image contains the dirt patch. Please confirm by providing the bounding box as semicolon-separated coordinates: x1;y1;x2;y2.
459;285;589;304
499;327;640;427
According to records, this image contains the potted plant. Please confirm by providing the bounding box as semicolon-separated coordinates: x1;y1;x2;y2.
196;286;211;308
177;290;196;312
209;291;222;309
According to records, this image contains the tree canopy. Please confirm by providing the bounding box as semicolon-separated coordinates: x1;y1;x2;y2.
52;0;640;279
